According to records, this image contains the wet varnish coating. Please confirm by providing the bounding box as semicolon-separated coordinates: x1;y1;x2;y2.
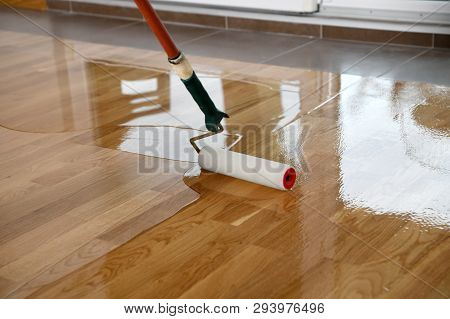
0;30;449;298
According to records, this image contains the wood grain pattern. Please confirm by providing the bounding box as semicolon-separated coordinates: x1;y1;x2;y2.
0;30;449;298
1;0;47;11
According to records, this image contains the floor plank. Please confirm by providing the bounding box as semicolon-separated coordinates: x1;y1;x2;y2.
0;30;449;298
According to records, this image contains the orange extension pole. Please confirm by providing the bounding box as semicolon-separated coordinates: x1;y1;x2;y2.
133;0;229;132
134;0;180;59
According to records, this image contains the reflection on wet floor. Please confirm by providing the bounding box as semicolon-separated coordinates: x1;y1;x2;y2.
1;30;449;298
309;78;449;228
81;125;241;162
2;33;450;225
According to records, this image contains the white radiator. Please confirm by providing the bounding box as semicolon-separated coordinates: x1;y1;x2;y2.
157;0;319;13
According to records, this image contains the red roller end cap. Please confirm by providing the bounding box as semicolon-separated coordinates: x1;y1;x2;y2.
283;168;296;190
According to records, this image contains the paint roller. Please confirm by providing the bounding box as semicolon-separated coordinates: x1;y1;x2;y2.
190;130;296;190
134;0;297;190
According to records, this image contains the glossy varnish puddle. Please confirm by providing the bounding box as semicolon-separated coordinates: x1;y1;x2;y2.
0;30;449;298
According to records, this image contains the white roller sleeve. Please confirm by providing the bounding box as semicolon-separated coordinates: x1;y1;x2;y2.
198;146;297;190
171;57;194;80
